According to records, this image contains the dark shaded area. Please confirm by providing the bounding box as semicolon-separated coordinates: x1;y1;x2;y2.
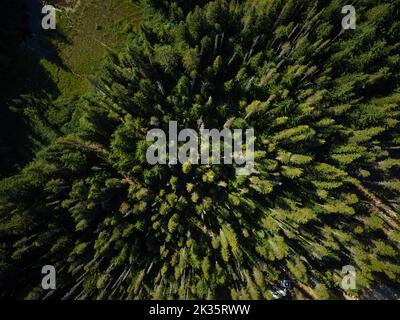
0;0;73;178
0;0;26;177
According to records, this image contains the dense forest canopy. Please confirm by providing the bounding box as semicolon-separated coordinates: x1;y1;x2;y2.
0;0;399;299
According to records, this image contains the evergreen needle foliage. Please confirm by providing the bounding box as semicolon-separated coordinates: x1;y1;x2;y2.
1;0;399;299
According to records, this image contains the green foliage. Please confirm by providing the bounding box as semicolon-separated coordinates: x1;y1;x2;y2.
0;0;399;300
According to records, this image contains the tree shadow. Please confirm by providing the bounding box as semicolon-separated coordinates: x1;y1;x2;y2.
0;0;77;178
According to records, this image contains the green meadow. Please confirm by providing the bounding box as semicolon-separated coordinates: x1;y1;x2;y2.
41;0;143;99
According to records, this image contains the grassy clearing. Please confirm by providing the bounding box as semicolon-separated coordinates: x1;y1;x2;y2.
42;0;143;98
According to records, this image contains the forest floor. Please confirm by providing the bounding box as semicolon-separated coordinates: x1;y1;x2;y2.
5;0;143;174
34;0;143;99
48;0;79;8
